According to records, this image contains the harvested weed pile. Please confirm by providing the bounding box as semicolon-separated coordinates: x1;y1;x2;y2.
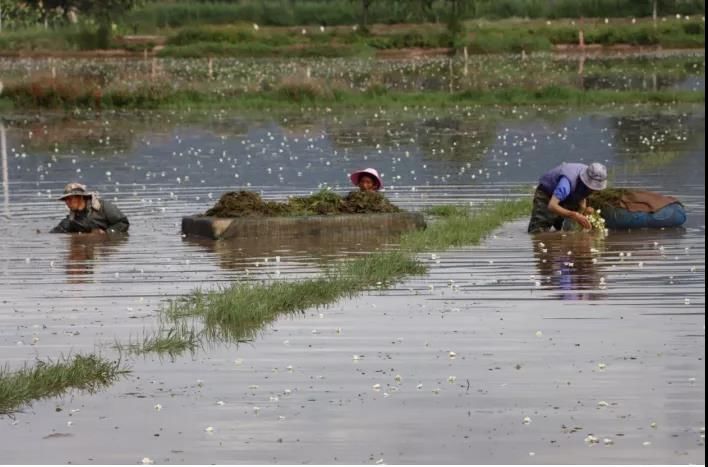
205;190;400;218
205;191;288;217
340;191;400;214
588;188;633;211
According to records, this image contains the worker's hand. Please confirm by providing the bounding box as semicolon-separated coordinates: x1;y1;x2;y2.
572;212;592;230
584;206;595;215
91;228;107;235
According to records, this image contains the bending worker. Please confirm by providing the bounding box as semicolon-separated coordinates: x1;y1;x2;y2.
528;162;608;233
51;183;130;234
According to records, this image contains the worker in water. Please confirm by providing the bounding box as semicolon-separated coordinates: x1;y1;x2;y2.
350;168;383;193
50;182;130;234
528;162;608;233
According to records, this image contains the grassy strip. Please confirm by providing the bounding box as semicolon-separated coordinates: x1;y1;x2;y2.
4;82;704;111
404;198;532;252
117;324;201;359
0;355;127;414
165;251;425;342
162;199;531;343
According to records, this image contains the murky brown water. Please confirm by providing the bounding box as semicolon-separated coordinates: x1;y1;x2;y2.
0;105;704;463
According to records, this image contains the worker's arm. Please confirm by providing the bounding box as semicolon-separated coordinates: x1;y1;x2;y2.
101;201;130;234
548;195;592;229
50;216;93;234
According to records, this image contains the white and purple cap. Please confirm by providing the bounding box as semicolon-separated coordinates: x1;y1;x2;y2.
350;168;383;190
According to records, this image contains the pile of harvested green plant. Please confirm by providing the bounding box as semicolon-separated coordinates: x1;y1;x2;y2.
205;189;400;217
587;188;634;211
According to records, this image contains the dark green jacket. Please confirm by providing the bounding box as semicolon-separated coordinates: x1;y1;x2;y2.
51;199;129;234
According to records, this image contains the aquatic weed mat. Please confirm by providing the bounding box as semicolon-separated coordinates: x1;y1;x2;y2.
205;190;401;217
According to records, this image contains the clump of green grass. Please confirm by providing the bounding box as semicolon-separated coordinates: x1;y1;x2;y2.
0;355;128;414
118;324;201;359
424;205;472;218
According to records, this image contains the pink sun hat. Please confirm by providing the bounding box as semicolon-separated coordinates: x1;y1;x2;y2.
350;168;383;190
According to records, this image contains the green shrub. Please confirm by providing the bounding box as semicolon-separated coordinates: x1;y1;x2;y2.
682;22;704;35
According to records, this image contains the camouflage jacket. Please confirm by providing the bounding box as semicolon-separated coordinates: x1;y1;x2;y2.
50;198;129;234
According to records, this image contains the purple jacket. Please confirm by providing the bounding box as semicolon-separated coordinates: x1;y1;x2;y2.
538;163;589;205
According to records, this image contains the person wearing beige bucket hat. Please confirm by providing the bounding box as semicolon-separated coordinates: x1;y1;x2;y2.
528;162;608;233
50;182;130;234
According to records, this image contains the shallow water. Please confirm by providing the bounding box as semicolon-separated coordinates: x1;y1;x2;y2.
0;104;704;463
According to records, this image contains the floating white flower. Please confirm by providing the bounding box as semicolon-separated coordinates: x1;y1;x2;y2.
141;457;155;465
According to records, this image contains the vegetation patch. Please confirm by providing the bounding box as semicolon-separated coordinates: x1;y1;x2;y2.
117;324;201;359
401;199;532;252
587;188;635;211
0;355;127;415
3;76;704;110
205;190;400;217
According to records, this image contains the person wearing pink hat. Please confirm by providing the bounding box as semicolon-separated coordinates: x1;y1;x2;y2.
350;168;383;192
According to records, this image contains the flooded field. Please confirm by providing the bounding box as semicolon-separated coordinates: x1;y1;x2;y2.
0;100;704;463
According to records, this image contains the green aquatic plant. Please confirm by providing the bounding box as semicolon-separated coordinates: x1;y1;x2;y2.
117;323;201;359
0;355;128;415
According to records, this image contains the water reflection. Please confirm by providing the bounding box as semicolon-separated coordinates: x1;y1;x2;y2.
184;230;399;275
533;232;607;301
64;234;128;284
